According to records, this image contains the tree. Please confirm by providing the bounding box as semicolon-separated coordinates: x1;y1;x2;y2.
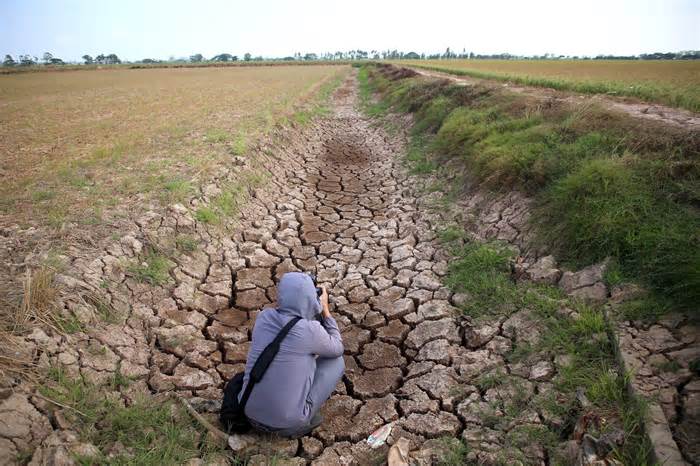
3;54;16;66
212;53;234;62
19;55;37;66
243;53;251;61
94;53;120;65
190;53;204;62
42;52;53;64
82;54;93;64
49;58;64;65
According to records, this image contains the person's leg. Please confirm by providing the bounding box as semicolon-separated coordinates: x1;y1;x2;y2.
275;412;323;439
274;356;345;439
307;355;345;416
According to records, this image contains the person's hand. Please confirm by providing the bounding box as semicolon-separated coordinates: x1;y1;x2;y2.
320;285;331;319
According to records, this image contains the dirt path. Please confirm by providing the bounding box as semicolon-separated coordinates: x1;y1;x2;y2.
408;66;700;132
215;72;551;464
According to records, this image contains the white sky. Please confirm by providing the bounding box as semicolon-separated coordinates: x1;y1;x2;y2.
1;0;698;61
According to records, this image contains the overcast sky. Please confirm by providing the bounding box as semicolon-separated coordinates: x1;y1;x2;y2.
1;0;698;61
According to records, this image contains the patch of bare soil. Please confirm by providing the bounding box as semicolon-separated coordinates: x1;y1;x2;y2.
409;67;700;132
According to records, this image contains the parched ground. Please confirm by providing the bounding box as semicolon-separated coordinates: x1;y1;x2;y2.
1;70;698;465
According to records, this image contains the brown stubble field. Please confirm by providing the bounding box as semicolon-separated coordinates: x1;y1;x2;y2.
0;65;345;229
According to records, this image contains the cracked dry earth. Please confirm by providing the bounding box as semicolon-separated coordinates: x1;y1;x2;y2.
5;73;573;465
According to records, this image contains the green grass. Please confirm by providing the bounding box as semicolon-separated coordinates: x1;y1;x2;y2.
55;313;86;334
127;250;172;285
475;372;504;391
413;95;457;133
406;63;700;113
689;359;700;376
436;438;470;466
654;359;681;373
357;66;390;117
195;206;217;223
204;129;230;143
213;183;246;217
192;171;267;226
405;134;437;174
444;242;518;317
364;63;700;313
437;231;652;463
87;294;123;324
39;367;226;465
437;225;466;244
175;235;198;253
230;134;247;155
31;189;56;201
162;178;192;202
538;157;700;309
617;294;673;322
290;69;347;126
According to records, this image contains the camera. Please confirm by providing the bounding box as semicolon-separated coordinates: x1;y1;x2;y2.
308;273;323;297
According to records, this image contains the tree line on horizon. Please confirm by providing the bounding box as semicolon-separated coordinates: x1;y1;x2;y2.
3;48;700;67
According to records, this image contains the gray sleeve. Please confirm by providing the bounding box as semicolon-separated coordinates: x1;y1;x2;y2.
307;317;344;358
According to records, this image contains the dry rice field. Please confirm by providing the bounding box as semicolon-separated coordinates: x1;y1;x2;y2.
0;65;344;227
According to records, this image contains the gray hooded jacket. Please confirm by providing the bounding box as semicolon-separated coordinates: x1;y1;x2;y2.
240;272;344;429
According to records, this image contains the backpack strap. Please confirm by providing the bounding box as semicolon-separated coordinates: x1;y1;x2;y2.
239;316;301;410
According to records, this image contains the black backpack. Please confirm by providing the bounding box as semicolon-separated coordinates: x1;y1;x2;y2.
219;316;301;433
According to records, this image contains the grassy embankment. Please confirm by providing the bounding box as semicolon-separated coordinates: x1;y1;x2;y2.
360;64;699;317
358;64;678;464
396;59;700;113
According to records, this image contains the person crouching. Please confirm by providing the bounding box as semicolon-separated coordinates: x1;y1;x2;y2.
239;272;345;438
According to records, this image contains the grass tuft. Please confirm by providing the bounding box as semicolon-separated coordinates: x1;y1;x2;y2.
162;178;192;202
444;242;517;317
230;134;247;155
175;235;198;253
128;250;172;285
39;367;225;465
7;267;59;333
436;437;470;466
204;129;230;143
195;207;217;224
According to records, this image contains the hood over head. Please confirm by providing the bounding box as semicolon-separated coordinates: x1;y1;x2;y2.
276;272;321;320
